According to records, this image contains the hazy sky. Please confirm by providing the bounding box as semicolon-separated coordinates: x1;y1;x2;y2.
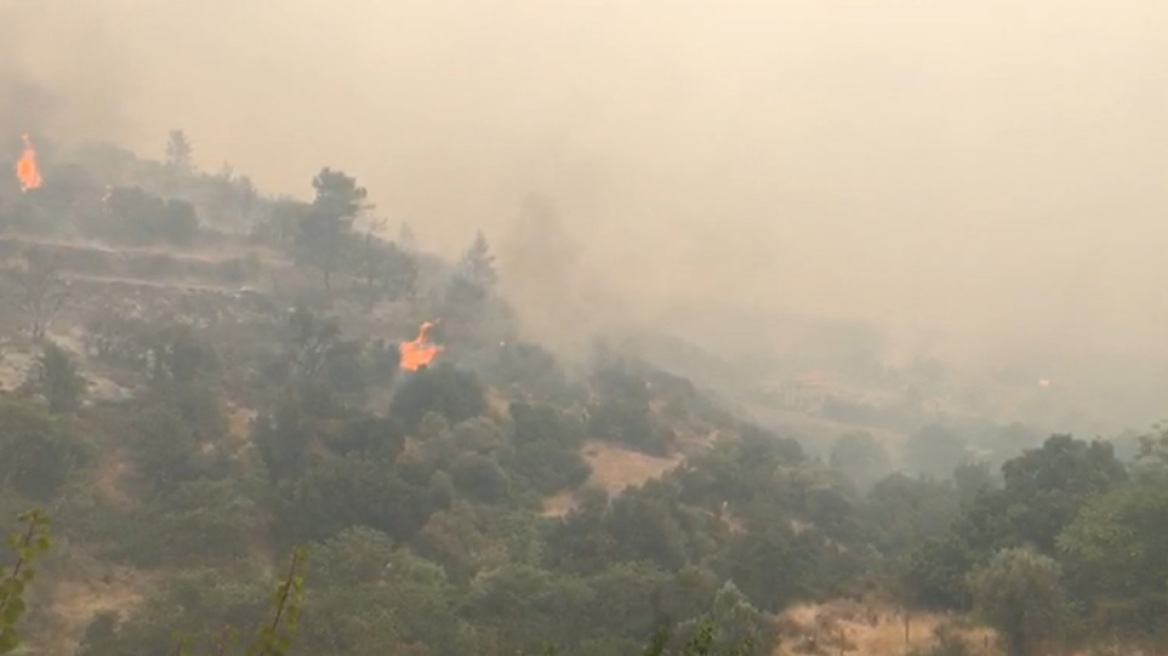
6;0;1168;360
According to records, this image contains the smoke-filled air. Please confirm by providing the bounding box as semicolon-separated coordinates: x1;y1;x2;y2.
1;1;1167;655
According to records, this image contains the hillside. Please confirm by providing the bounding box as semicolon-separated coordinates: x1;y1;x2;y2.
0;133;1165;656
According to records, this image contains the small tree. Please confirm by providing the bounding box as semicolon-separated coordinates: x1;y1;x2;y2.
245;547;308;656
165;129;193;170
3;248;72;341
22;342;87;414
279;306;343;383
671;582;773;654
1138;421;1168;466
968;547;1065;656
0;510;53;655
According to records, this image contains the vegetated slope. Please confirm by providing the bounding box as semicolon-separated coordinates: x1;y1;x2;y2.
0;134;1163;656
0;137;773;654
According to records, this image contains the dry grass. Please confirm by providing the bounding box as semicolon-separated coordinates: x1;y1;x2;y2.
539;440;687;514
94;451;132;508
0;349;32;391
540;490;578;518
775;601;998;656
580;439;683;496
225;403;257;440
47;567;151;655
401;436;427;461
673;428;725;457
485;388;512;420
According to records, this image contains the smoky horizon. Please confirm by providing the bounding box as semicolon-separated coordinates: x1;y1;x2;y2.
3;0;1167;432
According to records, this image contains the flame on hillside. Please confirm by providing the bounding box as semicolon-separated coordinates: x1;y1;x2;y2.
400;321;444;372
16;134;42;192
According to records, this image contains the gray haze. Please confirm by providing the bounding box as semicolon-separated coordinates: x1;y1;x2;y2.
6;1;1168;427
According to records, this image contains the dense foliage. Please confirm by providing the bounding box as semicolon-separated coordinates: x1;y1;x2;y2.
0;132;1164;656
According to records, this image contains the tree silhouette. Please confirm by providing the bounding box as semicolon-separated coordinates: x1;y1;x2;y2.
166;129;193;170
295;168;368;293
459;229;497;289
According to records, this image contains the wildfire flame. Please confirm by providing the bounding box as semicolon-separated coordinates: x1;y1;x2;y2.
399;321;444;372
16;134;43;192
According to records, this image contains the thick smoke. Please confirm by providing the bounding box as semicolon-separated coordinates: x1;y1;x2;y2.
6;0;1168;431
0;1;136;145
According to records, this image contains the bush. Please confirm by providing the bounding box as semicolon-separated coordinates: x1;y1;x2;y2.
273;455;435;544
112;479;258;567
92;187;201;246
504;441;591;495
21;342;87;414
451;452;511;503
588;398;671;456
511;402;585;450
0;400;88;500
390;363;486;433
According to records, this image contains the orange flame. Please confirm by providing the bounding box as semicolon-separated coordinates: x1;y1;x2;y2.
399;321;444;372
16;134;43;192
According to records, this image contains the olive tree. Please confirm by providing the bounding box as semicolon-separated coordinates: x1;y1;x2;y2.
967;547;1065;656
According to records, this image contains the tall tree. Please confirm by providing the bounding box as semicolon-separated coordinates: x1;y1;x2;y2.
1057;471;1168;646
295;168;368;293
864;473;960;557
1000;434;1127;553
459;230;497;289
